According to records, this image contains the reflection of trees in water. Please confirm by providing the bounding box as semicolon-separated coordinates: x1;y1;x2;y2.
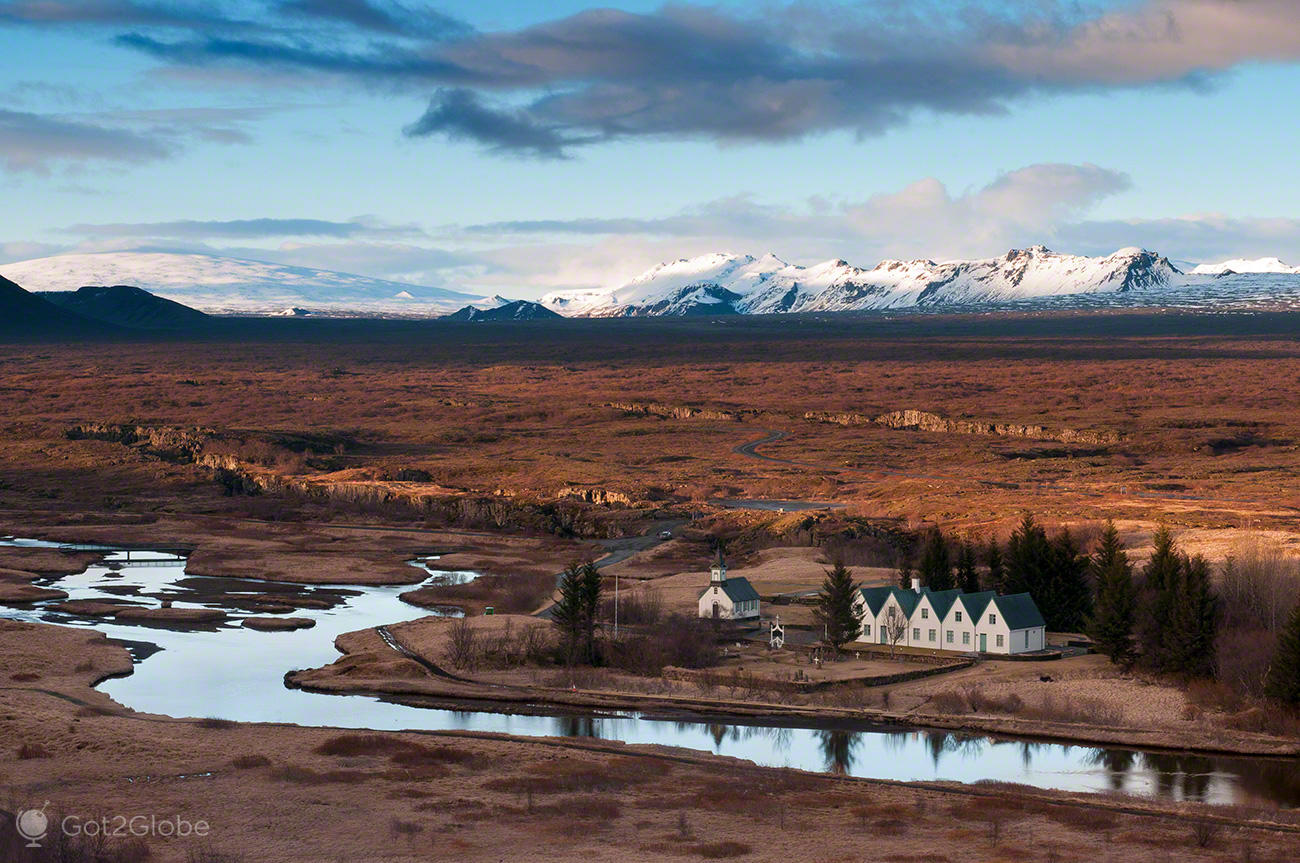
1140;752;1216;801
1084;748;1138;791
555;715;598;738
922;732;987;767
818;730;860;775
1219;759;1300;808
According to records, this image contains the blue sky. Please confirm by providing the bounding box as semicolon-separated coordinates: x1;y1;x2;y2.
3;0;1300;297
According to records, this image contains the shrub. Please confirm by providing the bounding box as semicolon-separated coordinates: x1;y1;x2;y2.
17;742;51;759
230;754;270;769
197;717;236;730
9;672;40;682
604;614;719;675
599;587;664;626
268;765;368;784
696;841;752;858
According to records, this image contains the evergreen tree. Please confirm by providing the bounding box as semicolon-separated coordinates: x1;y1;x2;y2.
551;563;588;664
897;553;915;589
1045;528;1092;633
956;541;980;593
985;539;1005;592
1169;554;1218;678
579;561;604;664
1004;513;1050;597
918;528;953;591
1137;526;1180;671
1265;603;1300;705
814;559;862;655
1087;521;1136;667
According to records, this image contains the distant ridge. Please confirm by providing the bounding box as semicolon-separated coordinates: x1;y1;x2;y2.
0;273;97;336
1;251;487;317
542;246;1300;317
444;300;562;322
39;285;208;329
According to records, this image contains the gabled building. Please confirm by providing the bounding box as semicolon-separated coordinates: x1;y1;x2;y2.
855;579;1046;655
697;550;760;621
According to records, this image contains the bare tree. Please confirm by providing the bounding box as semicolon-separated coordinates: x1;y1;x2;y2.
883;604;908;659
445;616;479;671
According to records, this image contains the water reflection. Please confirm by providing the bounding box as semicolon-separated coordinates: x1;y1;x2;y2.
2;539;1298;809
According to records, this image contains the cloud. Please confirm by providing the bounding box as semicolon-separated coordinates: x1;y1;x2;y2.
277;0;469;38
456;163;1132;261
403;89;581;158
65;216;425;240
0;109;174;173
73;1;1300;155
1059;214;1300;263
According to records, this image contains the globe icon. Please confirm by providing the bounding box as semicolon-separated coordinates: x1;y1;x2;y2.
17;806;49;846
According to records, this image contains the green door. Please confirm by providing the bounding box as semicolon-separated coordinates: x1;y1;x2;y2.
979;633;987;652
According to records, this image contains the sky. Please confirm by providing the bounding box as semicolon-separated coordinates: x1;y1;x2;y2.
3;0;1300;299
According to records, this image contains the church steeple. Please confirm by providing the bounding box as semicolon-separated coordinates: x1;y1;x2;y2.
710;548;727;584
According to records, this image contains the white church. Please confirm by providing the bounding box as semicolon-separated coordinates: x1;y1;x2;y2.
855;578;1046;655
697;550;760;621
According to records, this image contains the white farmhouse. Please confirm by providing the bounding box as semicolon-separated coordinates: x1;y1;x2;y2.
855;579;1046;656
697;551;760;621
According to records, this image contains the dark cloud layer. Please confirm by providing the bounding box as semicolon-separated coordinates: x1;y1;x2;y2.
6;1;1300;159
0;109;174;172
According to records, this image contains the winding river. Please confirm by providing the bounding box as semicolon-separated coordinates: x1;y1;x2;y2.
3;538;1297;809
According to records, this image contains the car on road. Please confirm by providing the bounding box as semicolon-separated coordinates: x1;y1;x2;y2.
658;530;673;540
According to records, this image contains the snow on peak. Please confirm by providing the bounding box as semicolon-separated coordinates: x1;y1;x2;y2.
1192;257;1300;275
0;251;487;316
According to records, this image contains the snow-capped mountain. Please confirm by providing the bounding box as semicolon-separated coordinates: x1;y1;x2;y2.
0;252;486;316
1191;257;1300;275
540;246;1189;316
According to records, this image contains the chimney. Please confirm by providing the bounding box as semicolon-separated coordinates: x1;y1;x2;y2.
911;577;921;594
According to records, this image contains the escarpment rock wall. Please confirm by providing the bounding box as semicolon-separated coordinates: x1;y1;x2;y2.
803;409;1122;446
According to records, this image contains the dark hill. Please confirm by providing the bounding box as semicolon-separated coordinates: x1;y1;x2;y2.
0;273;98;336
38;285;207;329
444;300;562;322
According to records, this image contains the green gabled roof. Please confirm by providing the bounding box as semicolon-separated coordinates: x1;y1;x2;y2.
992;592;1045;630
890;587;920;617
956;590;997;621
720;577;759;604
859;585;893;615
921;588;962;620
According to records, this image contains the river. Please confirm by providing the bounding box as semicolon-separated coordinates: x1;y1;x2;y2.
2;537;1296;809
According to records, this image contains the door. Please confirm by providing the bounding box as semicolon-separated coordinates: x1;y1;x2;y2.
712;602;720;619
979;633;987;653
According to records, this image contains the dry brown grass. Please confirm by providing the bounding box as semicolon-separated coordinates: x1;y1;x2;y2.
16;741;52;759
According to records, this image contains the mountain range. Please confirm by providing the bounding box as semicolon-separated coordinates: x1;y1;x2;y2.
0;252;485;317
3;247;1300;321
540;247;1300;316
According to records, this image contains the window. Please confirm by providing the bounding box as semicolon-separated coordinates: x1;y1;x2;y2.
921;608;929;619
955;611;963;622
962;632;970;645
996;634;1004;647
863;624;871;637
912;628;920;640
928;629;936;642
989;613;997;625
946;631;953;644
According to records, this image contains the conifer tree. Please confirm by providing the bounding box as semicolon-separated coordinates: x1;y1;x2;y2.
1265;603;1300;705
1046;528;1092;633
956;541;980;593
897;553;915;589
1087;521;1136;666
579;561;604;663
1169;554;1218;678
986;539;1005;593
918;528;953;591
814;559;862;655
1138;526;1180;671
551;563;588;664
1004;513;1050;597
